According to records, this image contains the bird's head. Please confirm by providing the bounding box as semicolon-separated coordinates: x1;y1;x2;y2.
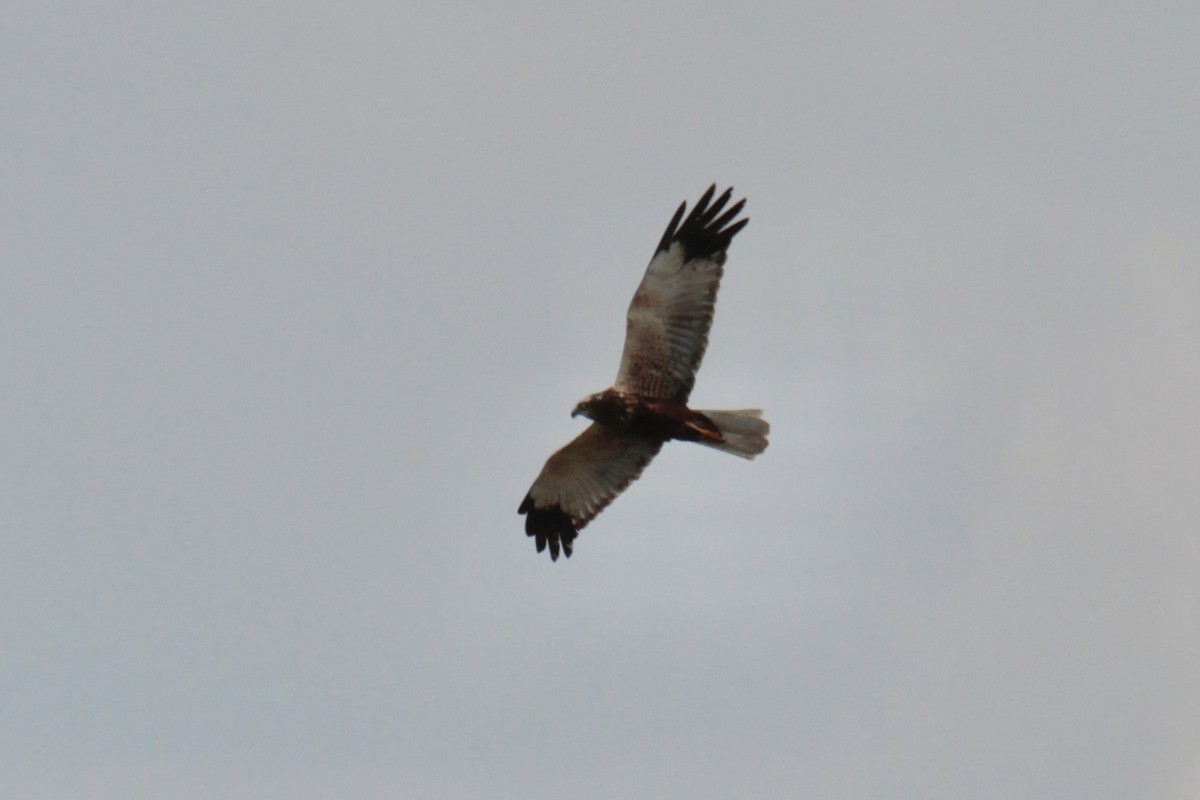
572;390;627;424
571;394;601;420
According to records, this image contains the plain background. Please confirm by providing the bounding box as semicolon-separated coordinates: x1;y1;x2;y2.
4;3;1197;798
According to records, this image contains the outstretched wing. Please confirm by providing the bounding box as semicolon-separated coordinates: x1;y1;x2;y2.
518;424;664;560
614;185;748;402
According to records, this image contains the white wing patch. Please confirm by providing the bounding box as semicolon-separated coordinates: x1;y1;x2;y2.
614;242;724;400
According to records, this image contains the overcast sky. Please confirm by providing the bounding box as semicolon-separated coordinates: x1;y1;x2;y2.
3;3;1198;798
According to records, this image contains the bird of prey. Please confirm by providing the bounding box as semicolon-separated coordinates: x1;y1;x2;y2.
518;185;769;560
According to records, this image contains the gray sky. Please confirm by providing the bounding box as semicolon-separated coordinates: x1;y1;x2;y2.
4;2;1198;798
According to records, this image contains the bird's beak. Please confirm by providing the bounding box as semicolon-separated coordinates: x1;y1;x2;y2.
571;408;581;418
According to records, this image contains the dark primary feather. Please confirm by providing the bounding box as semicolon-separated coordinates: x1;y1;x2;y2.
517;495;577;560
655;183;749;261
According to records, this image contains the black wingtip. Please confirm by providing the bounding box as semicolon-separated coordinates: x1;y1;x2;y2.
518;495;577;561
655;185;748;261
655;200;688;254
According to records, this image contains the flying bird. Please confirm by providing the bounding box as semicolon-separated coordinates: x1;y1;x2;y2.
518;185;769;560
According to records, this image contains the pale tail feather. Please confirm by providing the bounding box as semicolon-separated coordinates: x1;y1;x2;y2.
698;409;769;459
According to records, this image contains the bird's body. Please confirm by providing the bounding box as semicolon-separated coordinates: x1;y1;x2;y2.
519;186;768;560
572;389;722;445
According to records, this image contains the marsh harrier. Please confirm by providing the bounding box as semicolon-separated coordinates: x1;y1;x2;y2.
518;185;769;560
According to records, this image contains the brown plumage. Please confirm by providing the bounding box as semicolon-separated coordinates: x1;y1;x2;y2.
518;186;769;560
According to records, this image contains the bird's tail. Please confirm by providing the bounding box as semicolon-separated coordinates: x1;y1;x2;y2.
696;409;769;459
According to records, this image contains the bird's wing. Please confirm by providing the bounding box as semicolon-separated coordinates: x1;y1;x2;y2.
613;185;748;402
518;423;664;560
